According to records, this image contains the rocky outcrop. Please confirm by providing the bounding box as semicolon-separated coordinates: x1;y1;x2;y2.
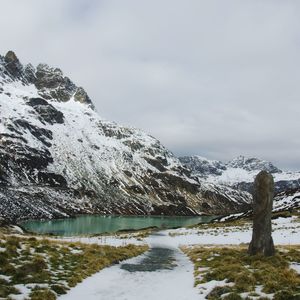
27;97;64;124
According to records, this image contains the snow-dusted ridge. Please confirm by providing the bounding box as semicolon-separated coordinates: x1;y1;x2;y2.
179;155;300;186
0;51;251;222
179;155;300;211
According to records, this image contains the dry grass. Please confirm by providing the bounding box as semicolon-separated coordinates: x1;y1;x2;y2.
183;245;300;299
0;233;148;299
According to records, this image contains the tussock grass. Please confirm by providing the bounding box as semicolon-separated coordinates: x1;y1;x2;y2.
0;233;148;299
183;245;300;299
29;287;56;300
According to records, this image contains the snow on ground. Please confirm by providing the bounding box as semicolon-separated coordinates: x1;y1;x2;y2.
59;232;200;300
290;262;300;274
166;216;300;246
57;233;145;247
57;216;299;300
58;216;299;248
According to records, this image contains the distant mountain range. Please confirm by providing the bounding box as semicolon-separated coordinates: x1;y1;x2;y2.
179;155;300;212
0;51;252;222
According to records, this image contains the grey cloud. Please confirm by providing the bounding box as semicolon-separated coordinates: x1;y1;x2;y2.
0;0;300;170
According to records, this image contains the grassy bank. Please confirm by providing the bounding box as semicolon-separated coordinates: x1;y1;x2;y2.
183;245;300;300
0;233;148;299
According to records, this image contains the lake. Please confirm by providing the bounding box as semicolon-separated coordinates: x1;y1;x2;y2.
21;215;216;236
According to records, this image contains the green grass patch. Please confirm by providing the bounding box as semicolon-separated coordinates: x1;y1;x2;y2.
183;245;300;299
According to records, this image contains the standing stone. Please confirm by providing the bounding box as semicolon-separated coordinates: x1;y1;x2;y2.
248;170;275;256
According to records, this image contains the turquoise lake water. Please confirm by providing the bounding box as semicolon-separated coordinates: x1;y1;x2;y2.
21;215;216;236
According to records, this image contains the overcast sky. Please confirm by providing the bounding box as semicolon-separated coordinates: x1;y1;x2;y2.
1;0;300;170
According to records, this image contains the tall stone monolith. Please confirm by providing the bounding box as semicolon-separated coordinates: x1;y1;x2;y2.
248;170;275;256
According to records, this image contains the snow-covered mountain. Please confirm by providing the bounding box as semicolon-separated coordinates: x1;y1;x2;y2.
0;51;251;222
179;155;300;211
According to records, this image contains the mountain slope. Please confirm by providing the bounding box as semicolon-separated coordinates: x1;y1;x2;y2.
0;51;251;222
179;155;300;211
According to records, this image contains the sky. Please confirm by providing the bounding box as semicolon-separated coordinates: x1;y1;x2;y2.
0;0;300;170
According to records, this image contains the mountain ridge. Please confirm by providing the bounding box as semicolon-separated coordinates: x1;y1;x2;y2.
179;155;300;211
0;51;251;222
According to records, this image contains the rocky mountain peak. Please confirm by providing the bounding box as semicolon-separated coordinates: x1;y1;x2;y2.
34;63;76;101
3;50;23;80
227;155;281;173
74;87;94;108
5;50;19;63
179;156;227;177
0;51;95;109
24;63;36;83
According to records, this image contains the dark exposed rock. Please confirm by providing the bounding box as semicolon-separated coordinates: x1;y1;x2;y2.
74;87;94;107
5;124;24;136
153;173;199;194
123;140;144;152
172;165;192;177
37;172;67;187
109;177;120;187
14;146;52;171
179;156;226;177
35;64;65;89
201;202;211;210
13;119;53;146
73;185;97;198
91;144;100;150
248;171;275;256
201;190;250;215
24;63;36;83
144;157;167;172
35;64;76;101
27;97;64;124
99;122;133;139
151;203;197;216
28;97;49;106
4;51;23;80
127;185;145;195
123;170;133;177
275;179;300;193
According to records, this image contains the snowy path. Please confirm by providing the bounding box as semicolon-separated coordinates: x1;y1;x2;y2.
58;216;299;300
59;231;200;300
